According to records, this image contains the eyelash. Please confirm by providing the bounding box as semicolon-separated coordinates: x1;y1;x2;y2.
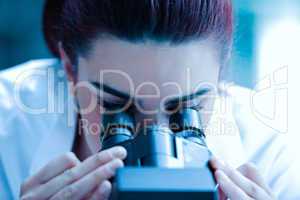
186;101;204;111
99;98;204;113
166;98;204;112
98;98;135;112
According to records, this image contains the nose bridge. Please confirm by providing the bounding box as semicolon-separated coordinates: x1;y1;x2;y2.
134;110;170;132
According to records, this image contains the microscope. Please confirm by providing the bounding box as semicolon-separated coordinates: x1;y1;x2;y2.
100;107;218;200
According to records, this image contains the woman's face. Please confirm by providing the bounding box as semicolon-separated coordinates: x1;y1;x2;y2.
70;37;220;153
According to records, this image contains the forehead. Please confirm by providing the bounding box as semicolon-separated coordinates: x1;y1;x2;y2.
78;38;220;96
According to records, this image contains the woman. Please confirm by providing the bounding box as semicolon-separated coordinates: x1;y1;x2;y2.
0;0;298;199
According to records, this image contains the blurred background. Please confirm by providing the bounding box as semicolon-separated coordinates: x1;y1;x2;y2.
0;0;299;88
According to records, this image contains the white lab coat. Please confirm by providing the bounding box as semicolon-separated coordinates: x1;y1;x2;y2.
0;59;299;200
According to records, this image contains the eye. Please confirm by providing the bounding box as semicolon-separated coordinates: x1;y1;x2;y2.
165;102;183;115
183;98;204;111
165;98;203;114
100;98;135;113
102;100;124;109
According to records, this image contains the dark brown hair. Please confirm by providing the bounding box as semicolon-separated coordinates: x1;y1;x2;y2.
43;0;233;64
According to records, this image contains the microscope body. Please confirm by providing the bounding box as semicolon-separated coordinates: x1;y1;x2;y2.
101;108;218;200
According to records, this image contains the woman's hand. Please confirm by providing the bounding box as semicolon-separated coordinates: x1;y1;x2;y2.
210;158;276;200
20;146;127;200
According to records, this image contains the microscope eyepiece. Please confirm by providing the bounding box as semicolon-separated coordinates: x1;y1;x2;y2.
169;108;206;145
101;111;135;149
99;107;217;200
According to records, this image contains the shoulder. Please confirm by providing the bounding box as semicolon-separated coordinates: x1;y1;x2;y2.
0;59;63;199
0;58;60;151
0;59;60;114
222;83;299;199
221;83;287;163
221;83;286;157
0;59;60;137
0;59;58;81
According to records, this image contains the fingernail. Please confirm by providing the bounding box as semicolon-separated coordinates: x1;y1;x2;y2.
109;159;124;169
99;180;112;198
215;170;226;184
226;163;235;171
112;146;127;159
213;158;226;169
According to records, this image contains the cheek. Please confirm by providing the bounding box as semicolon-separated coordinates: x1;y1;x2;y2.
76;86;97;110
200;94;217;130
76;87;103;152
80;109;102;153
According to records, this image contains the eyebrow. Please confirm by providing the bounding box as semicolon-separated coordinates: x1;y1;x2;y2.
163;88;210;108
90;81;210;106
91;82;131;100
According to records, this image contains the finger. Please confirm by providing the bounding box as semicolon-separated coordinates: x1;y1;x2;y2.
215;170;252;200
223;163;271;199
209;157;226;172
82;180;112;200
21;152;80;194
209;157;228;200
50;159;123;200
238;163;274;197
89;180;112;200
210;159;271;199
35;146;126;199
217;186;227;200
